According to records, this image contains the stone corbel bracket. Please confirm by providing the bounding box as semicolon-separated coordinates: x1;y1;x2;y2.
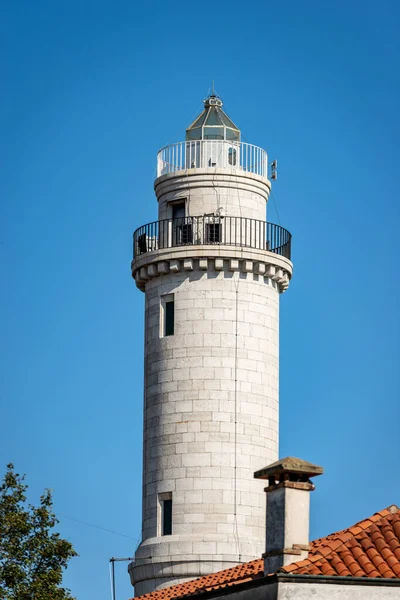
131;246;293;294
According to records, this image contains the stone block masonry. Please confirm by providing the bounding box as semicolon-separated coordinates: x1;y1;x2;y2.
131;262;281;594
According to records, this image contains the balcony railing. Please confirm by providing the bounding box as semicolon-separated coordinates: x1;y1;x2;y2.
157;141;268;178
133;216;291;260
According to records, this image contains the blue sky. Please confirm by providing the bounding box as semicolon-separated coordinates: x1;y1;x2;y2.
1;1;399;599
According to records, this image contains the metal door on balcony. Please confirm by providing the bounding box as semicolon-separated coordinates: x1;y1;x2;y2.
172;205;192;246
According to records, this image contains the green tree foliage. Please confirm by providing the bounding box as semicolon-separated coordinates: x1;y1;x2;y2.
0;464;77;600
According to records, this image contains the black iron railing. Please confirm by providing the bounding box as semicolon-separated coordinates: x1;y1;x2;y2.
133;216;291;260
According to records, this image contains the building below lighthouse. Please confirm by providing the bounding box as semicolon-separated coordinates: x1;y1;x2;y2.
129;93;293;595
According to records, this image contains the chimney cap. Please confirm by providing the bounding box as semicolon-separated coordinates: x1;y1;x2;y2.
254;456;323;481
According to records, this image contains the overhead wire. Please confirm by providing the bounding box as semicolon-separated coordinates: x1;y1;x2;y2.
60;514;140;543
269;188;281;226
233;271;241;562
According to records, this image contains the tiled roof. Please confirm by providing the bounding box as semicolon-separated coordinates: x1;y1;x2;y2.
131;558;264;600
131;505;400;600
282;504;400;578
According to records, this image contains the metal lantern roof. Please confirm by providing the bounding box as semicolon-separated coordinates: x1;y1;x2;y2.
186;95;240;142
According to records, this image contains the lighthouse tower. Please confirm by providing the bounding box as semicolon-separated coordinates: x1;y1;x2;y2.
129;94;293;595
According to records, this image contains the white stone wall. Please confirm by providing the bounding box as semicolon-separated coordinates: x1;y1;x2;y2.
132;262;280;593
278;581;400;600
152;579;400;600
155;170;271;223
264;485;311;573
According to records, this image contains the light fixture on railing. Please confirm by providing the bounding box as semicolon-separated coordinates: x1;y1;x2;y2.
203;207;226;221
270;159;278;180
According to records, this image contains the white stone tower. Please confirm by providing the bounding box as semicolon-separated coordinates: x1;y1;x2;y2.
129;94;293;595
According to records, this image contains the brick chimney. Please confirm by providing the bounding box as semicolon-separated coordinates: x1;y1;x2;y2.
254;457;323;574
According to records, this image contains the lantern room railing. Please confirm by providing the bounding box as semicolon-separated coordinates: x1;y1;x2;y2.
157;141;268;178
133;216;291;260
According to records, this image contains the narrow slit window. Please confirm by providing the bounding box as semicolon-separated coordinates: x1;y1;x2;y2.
165;300;174;336
162;498;172;536
161;294;175;337
158;492;172;536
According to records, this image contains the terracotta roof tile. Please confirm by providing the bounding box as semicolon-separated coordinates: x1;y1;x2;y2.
130;505;400;600
130;558;264;600
280;505;400;579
